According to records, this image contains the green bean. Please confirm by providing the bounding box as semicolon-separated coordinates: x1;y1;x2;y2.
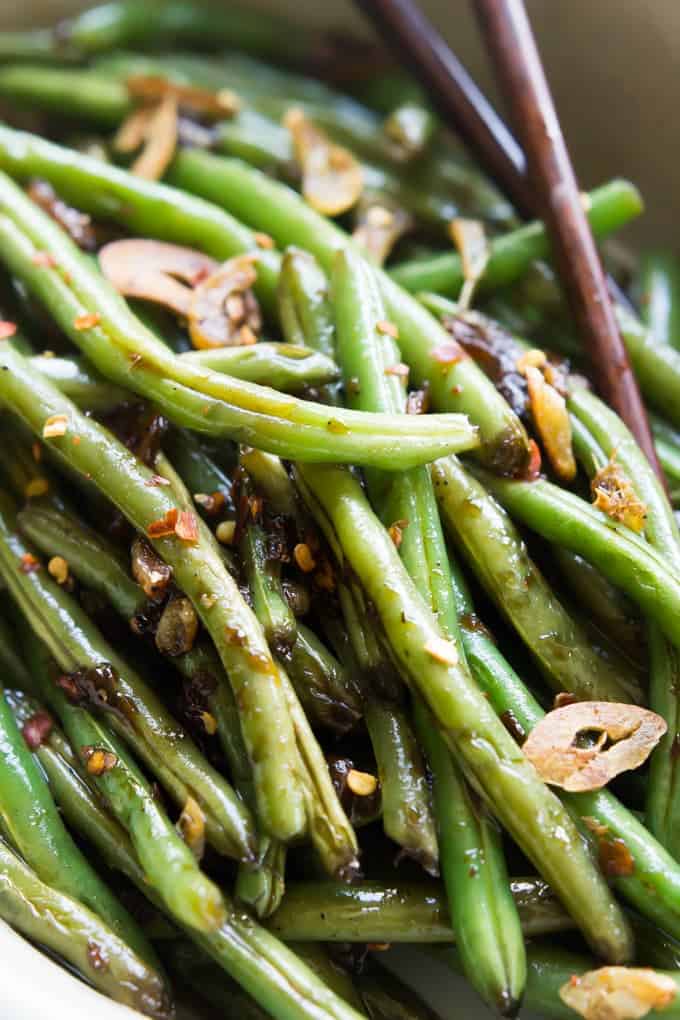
294;461;633;963
28;354;130;410
94;49;508;227
414;698;525;1016
0;125;517;468
242;522;297;654
0;666;154;962
0;833;171;1018
330;247;443;879
614;302;680;429
19;633;227;935
0;343;311;843
0;65;129;124
390;179;643;295
281;624;363;736
567;386;680;860
179;343;340;393
0;164;476;470
0;1;317;63
364;699;438;876
439;942;680;1020
18;503;144;618
0;611;34;691
6;631;368;1020
166;148;529;473
637;251;680;348
3;685;146;889
0;482;257;863
431;456;643;703
551;547;643;663
279;248;336;361
267;879;573;943
474;466;680;651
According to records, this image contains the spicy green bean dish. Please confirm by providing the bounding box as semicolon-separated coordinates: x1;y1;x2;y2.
0;4;679;1020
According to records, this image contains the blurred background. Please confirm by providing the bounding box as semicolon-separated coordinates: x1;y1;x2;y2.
1;0;678;246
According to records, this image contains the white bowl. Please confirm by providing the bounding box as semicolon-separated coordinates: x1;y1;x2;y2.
0;1;676;1017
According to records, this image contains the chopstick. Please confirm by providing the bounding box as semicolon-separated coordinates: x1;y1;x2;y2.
353;0;664;481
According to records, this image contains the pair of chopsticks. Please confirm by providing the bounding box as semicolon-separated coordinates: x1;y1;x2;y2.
354;0;663;482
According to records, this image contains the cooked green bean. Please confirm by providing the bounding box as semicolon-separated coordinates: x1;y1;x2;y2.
551;547;643;663
0;153;479;469
0;124;522;468
431;456;643;703
637;251;680;348
4;684;146;888
0;1;318;62
18;503;145;618
474;466;680;651
390;179;643;295
267;879;572;943
294;461;633;963
167;148;529;473
0;671;155;961
567;386;680;860
0;343;312;843
331;244;523;1011
0;484;257;863
0;833;171;1017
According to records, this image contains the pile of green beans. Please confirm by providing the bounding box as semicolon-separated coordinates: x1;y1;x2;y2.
0;5;679;1020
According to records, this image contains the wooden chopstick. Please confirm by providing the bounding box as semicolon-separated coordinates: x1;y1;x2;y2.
353;0;664;481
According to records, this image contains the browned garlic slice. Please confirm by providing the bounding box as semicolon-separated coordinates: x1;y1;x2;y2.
525;363;577;482
560;967;676;1020
284;106;363;217
522;702;666;792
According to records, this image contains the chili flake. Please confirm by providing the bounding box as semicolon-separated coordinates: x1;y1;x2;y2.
147;507;179;538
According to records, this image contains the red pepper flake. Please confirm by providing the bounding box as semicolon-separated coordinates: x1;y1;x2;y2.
385;362;409;380
31;251;57;268
73;312;101;331
175;511;199;543
22;711;53;750
598;835;635;878
19;553;40;573
147;507;179;538
253;232;274;249
431;342;463;365
145;474;172;487
376;319;399;338
0;321;17;340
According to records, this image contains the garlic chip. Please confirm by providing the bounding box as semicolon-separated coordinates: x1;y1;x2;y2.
284;106;363;217
522;702;666;793
352;201;413;265
525;364;577;482
592;457;648;533
560;967;676;1020
449;218;489;311
188;254;262;349
99;238;218;316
